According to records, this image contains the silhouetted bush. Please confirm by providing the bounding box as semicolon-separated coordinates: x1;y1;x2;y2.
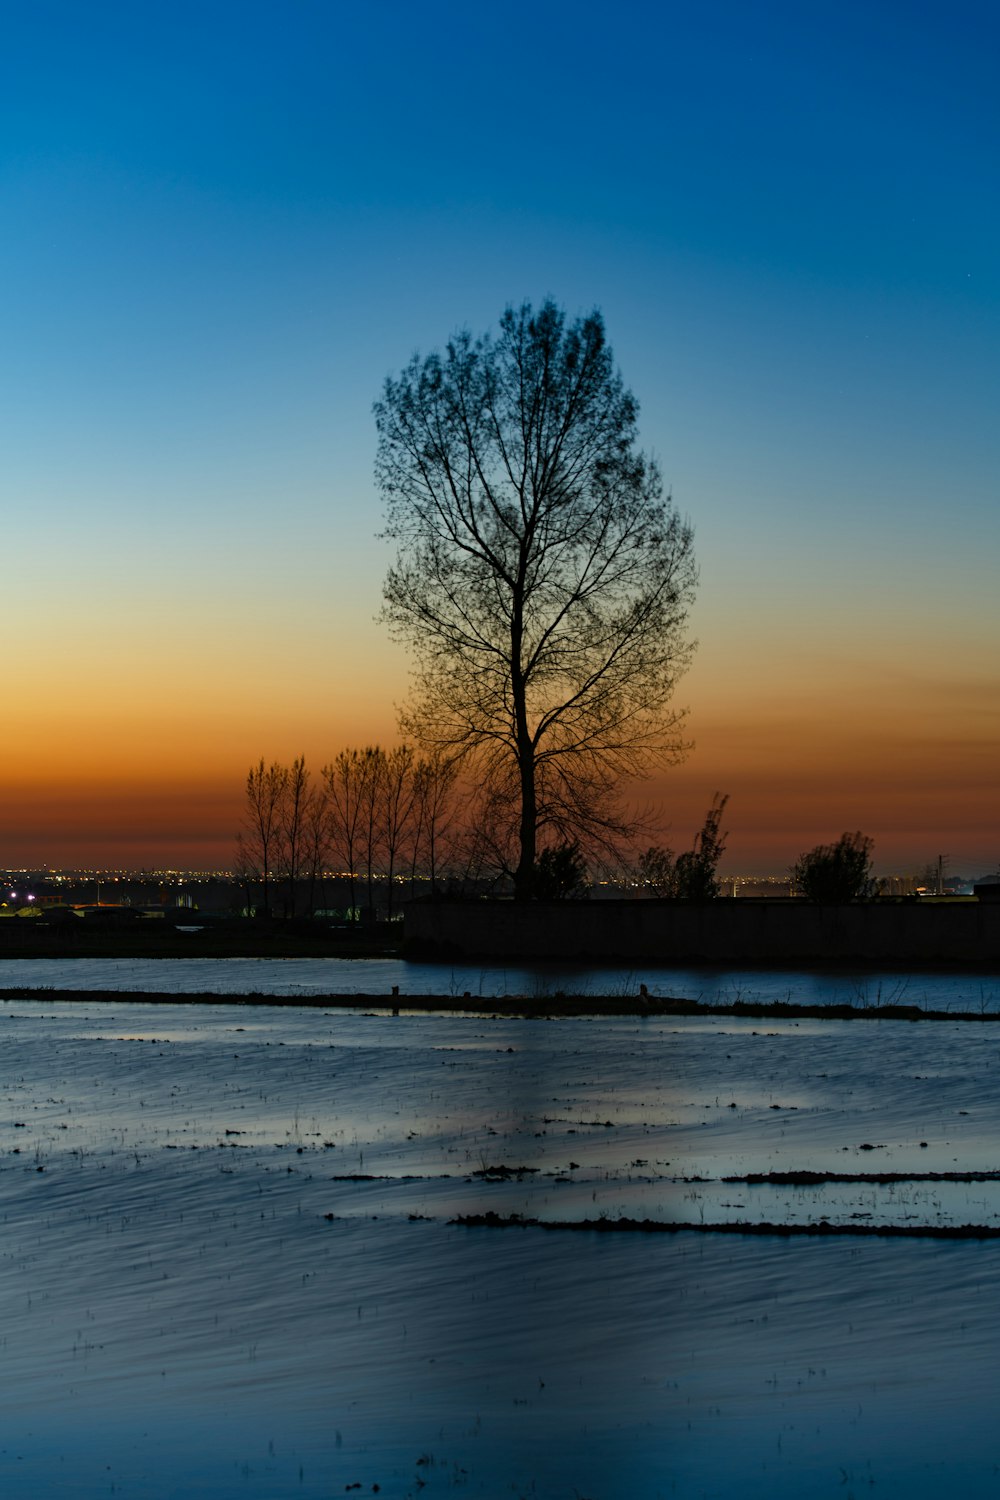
792;831;876;902
532;841;588;899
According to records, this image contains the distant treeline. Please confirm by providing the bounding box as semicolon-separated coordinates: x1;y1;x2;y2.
236;749;468;919
236;755;973;920
235;752;738;919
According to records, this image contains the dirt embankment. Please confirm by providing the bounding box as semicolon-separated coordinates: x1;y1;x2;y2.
453;1211;1000;1241
1;988;999;1020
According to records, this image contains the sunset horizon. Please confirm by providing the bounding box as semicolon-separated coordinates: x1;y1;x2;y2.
4;1;996;879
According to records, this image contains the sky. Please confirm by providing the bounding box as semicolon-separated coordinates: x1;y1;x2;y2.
2;0;998;875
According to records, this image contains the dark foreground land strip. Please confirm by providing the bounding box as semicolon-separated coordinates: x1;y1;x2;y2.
1;988;1000;1020
453;1211;1000;1241
720;1169;1000;1185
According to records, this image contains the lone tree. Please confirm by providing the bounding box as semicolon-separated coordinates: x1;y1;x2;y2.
376;299;697;899
792;831;876;903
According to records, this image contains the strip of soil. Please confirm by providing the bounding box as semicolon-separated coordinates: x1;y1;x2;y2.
1;987;999;1020
722;1170;1000;1185
452;1211;1000;1240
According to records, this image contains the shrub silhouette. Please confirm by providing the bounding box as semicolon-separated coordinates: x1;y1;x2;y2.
792;831;876;902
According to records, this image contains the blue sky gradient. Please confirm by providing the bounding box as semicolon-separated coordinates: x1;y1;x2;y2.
1;0;998;870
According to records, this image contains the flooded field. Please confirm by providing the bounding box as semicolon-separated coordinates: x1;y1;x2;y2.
3;995;1000;1495
0;954;999;1010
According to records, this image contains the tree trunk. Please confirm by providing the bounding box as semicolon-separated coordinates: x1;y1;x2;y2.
511;598;536;900
513;751;537;900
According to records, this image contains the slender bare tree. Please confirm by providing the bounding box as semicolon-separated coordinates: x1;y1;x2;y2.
241;758;288;918
324;747;371;921
409;750;460;895
277;755;311;918
300;777;332;917
232;833;260;916
379;743;416;920
325;746;387;922
376;299;697;898
358;746;387;922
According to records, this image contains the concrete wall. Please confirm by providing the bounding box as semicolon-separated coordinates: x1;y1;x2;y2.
404;899;1000;965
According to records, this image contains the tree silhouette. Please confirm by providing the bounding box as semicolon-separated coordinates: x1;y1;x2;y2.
673;792;729;900
376;299;697;899
381;743;416;920
409;750;460;895
240;758;288;918
636;793;729;899
637;844;676;897
533;840;588;899
792;831;876;902
324;746;382;922
278;755;311;917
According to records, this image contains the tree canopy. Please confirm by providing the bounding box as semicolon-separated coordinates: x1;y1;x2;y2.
375;299;697;898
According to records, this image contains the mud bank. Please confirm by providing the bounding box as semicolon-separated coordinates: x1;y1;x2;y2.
454;1211;1000;1240
4;986;1000;1019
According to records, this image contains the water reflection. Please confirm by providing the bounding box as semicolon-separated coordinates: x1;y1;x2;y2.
4;1001;1000;1496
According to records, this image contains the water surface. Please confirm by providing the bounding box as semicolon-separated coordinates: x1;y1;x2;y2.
1;955;999;1010
3;1000;1000;1495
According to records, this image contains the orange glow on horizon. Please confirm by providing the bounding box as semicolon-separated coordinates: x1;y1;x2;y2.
2;617;996;874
